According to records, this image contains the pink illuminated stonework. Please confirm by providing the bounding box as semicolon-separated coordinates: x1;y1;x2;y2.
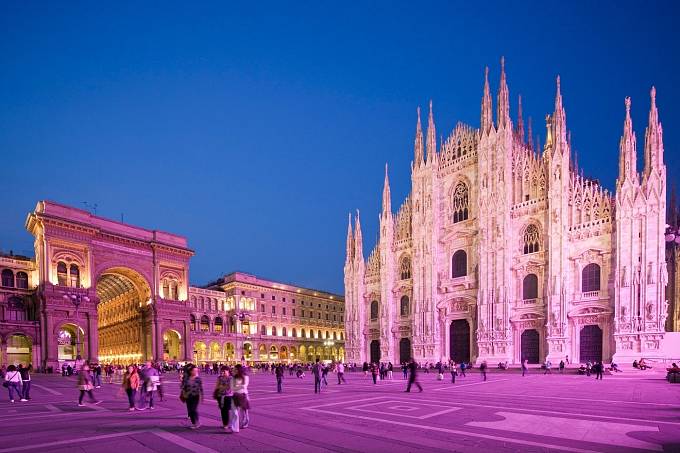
344;61;669;366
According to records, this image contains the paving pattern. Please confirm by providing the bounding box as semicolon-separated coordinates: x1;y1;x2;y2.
1;369;679;452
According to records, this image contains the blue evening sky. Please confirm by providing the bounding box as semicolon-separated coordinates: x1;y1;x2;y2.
1;1;678;294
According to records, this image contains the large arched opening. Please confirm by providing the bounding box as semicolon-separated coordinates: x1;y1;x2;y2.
96;267;153;363
57;324;85;362
163;330;182;362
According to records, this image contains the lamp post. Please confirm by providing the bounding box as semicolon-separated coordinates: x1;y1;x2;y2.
231;312;250;365
62;291;90;362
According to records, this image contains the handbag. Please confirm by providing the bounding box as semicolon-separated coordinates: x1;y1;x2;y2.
2;381;8;388
179;389;188;402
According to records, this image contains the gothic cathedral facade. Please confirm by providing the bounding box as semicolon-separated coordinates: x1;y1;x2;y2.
344;60;668;366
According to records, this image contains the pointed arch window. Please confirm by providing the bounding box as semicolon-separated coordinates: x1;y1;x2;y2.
582;263;601;292
399;256;412;280
57;262;68;286
523;224;541;254
400;295;410;316
69;264;80;288
1;269;14;288
452;182;470;223
452;250;467;278
522;274;538;300
370;300;379;321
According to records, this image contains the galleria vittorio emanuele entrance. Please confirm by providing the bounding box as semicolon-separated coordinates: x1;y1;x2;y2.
96;267;153;364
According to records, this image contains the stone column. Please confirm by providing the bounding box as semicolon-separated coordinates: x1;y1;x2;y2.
44;310;59;370
0;340;7;367
87;311;98;361
183;321;191;361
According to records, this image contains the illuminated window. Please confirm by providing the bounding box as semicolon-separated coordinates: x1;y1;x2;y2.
214;317;223;333
69;264;80;288
200;315;210;332
56;262;67;286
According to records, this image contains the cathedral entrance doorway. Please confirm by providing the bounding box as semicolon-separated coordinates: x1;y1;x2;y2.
96;267;153;364
520;329;540;364
399;338;411;363
449;319;470;363
579;325;603;363
370;340;380;363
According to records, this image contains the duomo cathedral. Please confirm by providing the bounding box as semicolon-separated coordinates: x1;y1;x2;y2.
344;59;670;366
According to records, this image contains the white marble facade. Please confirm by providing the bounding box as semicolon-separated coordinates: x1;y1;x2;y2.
344;60;668;366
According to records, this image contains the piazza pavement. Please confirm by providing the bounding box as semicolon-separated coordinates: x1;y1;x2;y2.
0;366;679;452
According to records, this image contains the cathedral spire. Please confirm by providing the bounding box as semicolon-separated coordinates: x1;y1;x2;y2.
618;96;637;185
345;212;354;264
497;57;511;130
643;86;664;180
516;94;525;142
426;100;436;162
382;163;391;216
527;116;534;151
481;66;493;133
354;209;363;262
414;107;424;165
552;75;568;152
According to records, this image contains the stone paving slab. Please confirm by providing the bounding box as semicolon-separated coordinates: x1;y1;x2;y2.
0;370;679;452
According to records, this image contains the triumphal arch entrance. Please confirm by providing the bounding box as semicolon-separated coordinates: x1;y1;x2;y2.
26;201;193;369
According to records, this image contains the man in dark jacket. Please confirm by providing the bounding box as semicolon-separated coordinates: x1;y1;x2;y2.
312;359;322;393
405;359;423;392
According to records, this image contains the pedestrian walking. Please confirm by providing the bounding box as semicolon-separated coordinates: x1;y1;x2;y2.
586;361;592;377
449;360;457;383
405;359;423;392
321;363;329;386
275;364;284;393
232;364;250;430
521;359;528;377
559;360;565;374
460;362;467;377
480;360;487;381
214;366;237;433
180;365;203;429
77;364;101;407
18;364;30;401
336;362;347;384
595;361;604;380
3;365;23;403
312;359;323;392
387;362;393;380
362;362;369;378
402;363;408;379
370;362;379;384
142;361;160;409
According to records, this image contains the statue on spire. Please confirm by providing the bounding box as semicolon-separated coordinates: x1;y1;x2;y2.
426;100;436;162
414;107;424;165
481;67;493;133
643;86;664;180
497;57;510;129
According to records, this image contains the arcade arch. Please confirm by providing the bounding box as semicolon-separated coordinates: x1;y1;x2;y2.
96;267;153;363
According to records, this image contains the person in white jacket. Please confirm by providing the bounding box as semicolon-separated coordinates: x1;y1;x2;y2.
231;365;250;431
4;365;23;403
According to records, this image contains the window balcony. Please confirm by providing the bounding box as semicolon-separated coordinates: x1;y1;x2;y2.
581;290;601;300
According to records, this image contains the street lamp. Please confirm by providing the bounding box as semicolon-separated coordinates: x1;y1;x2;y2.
231;312;251;364
62;291;90;362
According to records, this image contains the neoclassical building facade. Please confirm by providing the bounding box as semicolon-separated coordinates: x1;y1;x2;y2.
0;201;343;369
344;61;671;366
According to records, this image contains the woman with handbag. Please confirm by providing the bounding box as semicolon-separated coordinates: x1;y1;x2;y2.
214;366;236;432
77;364;101;407
181;365;203;429
3;364;23;403
232;364;250;431
121;365;140;411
